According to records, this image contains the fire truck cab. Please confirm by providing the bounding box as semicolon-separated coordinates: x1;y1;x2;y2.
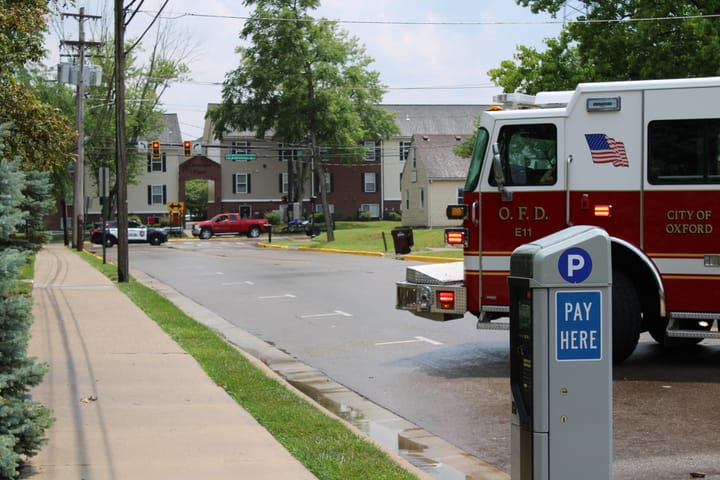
396;77;720;362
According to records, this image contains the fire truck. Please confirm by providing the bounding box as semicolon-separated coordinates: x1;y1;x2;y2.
396;77;720;363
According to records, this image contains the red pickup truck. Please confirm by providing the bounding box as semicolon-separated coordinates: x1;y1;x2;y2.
192;213;267;239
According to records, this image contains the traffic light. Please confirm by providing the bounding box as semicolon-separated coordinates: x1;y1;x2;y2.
183;140;192;158
151;140;161;159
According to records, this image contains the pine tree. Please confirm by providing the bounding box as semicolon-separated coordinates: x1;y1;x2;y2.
0;133;53;478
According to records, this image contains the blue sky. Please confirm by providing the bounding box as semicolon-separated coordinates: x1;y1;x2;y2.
47;1;567;139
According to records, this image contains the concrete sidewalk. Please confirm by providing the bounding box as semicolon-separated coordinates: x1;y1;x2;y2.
26;243;317;479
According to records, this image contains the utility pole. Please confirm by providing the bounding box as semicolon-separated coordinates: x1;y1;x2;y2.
115;0;129;282
62;8;101;251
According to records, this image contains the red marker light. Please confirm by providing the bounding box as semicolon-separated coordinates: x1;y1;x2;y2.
594;205;612;217
445;228;467;246
438;291;455;310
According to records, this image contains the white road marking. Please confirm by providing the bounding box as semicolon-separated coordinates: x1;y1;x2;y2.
375;336;444;346
298;310;353;319
257;294;296;299
221;281;255;286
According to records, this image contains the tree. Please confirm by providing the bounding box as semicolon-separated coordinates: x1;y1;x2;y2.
491;1;720;94
0;145;54;479
208;0;399;241
0;1;75;172
184;179;208;219
66;11;195;218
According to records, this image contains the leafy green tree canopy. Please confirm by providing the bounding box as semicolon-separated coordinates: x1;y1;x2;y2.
0;0;75;171
209;0;398;241
210;0;398;147
491;0;720;94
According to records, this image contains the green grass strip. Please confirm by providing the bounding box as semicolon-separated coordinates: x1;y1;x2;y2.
80;251;418;480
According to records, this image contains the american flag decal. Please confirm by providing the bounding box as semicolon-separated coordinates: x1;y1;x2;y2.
584;133;629;167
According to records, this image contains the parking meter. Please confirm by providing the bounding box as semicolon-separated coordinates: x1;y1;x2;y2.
509;226;612;480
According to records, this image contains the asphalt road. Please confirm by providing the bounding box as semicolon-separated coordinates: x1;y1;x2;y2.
91;238;720;479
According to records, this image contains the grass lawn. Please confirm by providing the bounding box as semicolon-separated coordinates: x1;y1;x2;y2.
270;220;463;259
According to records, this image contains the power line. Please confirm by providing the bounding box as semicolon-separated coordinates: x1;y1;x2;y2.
143;9;720;27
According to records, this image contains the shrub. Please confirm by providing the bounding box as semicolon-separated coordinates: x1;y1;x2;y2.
358;211;373;221
264;211;282;225
386;211;401;221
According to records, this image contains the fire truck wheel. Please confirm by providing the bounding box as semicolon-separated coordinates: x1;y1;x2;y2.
612;269;641;363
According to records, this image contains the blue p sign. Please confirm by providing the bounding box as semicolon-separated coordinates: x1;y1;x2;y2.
558;247;592;283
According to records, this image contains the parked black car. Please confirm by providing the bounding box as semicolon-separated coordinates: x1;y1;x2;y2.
90;220;168;247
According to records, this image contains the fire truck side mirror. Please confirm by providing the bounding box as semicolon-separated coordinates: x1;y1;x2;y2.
492;143;513;201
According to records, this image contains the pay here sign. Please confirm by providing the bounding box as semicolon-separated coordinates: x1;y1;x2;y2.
555;290;603;361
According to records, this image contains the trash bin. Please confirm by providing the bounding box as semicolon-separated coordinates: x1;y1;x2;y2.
391;227;413;254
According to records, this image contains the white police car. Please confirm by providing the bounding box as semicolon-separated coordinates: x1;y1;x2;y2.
90;220;168;247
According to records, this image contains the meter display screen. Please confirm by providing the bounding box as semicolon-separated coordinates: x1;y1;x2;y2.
509;279;533;429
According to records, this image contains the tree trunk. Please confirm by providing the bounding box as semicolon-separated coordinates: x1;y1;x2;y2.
315;159;334;242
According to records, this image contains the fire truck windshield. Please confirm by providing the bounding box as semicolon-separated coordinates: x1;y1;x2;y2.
464;127;489;192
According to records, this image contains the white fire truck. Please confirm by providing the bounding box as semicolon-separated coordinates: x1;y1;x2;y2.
396;77;720;362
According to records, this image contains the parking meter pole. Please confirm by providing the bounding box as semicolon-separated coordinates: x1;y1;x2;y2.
509;226;612;480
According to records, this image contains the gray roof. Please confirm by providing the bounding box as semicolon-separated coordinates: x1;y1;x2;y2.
413;134;471;179
383;105;487;137
157;114;182;144
205;103;487;139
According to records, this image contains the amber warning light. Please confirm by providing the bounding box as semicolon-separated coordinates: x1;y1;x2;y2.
446;204;467;220
437;291;456;310
445;228;467;247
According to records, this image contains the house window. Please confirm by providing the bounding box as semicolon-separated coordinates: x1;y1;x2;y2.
232;141;250;154
315;203;334;214
419;188;425;209
364;141;376;161
457;187;463;204
147;184;166;205
323;172;333;192
147;152;166;172
363;172;377;193
399;141;411;161
405;190;409;210
234;173;250;194
360;204;380;218
279;172;289;193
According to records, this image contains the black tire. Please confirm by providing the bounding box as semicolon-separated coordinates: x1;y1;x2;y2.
199;228;212;240
247;226;260;238
149;234;162;246
104;236;116;248
648;318;667;344
612;269;642;363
